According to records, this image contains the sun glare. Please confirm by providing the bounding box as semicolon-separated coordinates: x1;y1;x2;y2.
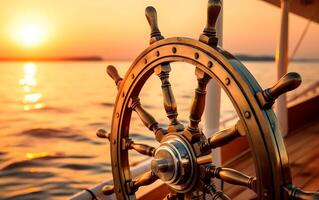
13;23;46;47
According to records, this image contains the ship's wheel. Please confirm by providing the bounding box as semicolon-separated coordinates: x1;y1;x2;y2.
97;1;319;199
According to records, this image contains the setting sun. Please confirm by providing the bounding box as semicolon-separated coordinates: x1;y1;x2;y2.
13;23;46;47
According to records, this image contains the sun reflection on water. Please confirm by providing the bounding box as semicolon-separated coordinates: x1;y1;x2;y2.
19;63;44;111
26;152;49;159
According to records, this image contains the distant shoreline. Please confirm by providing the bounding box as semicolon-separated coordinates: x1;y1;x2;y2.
0;55;318;62
235;54;319;62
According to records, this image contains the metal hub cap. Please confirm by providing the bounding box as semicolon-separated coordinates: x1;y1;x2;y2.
151;134;197;192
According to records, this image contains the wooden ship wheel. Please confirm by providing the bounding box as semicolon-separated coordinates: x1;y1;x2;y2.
97;1;319;199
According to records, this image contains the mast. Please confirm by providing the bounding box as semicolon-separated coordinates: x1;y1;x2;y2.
275;0;289;136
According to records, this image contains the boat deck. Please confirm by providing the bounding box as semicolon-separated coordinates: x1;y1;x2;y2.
224;118;319;199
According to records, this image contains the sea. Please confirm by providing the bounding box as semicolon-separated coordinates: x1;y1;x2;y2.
0;60;318;199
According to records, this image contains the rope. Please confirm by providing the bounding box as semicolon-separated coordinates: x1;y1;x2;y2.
289;18;312;62
289;5;318;62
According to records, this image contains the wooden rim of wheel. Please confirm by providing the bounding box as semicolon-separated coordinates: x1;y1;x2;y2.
110;37;292;200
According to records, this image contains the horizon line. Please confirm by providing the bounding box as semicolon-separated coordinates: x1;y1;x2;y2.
0;54;318;62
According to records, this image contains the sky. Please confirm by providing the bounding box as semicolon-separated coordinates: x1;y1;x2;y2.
0;0;318;60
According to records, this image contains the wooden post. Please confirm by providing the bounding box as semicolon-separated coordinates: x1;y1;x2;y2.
275;0;289;136
204;0;223;188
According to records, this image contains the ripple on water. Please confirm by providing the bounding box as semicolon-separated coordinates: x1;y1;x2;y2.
0;152;103;199
17;128;103;145
32;106;74;113
59;162;111;174
1;153;96;171
5;190;49;200
130;132;154;141
0;170;55;179
44;181;91;197
180;94;192;99
60;163;100;170
1;159;43;171
1;180;85;199
88;122;106;127
100;102;114;107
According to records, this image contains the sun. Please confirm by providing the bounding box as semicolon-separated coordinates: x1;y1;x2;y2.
13;23;46;47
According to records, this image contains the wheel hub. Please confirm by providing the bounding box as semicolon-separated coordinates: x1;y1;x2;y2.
151;133;197;193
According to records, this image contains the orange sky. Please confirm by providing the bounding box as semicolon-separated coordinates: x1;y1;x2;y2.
0;0;318;60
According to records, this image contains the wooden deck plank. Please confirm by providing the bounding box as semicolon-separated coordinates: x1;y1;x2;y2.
223;119;319;199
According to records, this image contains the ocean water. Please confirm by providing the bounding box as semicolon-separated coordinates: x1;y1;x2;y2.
0;60;318;199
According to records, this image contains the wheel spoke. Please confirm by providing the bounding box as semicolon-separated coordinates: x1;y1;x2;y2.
129;97;166;142
199;0;221;47
256;72;301;109
284;184;319;200
155;63;184;132
211;167;257;192
106;65;123;90
96;129;110;141
123;138;155;157
145;6;164;44
202;120;245;150
128;171;158;194
203;181;231;200
102;185;114;195
185;68;211;141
